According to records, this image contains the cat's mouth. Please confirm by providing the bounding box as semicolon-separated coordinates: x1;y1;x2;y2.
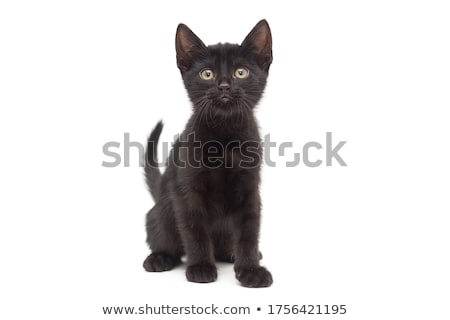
218;94;232;104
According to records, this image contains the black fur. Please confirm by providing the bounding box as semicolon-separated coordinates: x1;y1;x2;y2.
143;20;273;287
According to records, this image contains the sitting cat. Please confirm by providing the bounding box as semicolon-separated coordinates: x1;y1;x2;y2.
143;20;273;288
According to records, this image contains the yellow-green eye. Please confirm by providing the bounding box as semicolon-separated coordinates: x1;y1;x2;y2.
200;69;215;80
234;67;249;79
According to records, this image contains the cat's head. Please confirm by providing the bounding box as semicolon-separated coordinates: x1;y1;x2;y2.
175;20;272;115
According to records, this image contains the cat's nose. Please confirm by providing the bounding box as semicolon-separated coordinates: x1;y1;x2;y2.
218;82;230;92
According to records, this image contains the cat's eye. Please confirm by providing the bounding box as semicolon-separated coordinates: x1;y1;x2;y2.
200;69;215;80
234;67;249;79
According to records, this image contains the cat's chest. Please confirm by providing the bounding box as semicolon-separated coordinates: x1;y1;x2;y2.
195;167;258;213
199;139;262;169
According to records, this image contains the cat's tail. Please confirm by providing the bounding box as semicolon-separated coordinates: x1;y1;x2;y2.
144;121;163;200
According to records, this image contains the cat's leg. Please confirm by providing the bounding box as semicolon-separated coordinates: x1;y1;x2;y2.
173;191;217;283
212;228;262;263
215;249;262;263
211;221;266;263
212;225;235;263
232;193;273;288
143;202;183;272
214;248;234;263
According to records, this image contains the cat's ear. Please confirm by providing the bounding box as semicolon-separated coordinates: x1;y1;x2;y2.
176;24;206;72
241;20;273;71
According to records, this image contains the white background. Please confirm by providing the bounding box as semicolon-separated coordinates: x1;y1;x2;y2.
1;1;449;319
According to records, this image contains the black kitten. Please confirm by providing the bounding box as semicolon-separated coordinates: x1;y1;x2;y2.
143;20;273;288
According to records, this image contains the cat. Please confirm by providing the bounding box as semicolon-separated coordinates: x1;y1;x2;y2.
143;20;273;287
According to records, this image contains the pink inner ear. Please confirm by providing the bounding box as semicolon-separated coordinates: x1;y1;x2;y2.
178;32;194;53
242;20;272;58
177;30;191;53
252;28;270;54
176;24;205;55
176;24;206;71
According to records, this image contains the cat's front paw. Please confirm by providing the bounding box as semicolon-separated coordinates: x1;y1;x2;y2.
143;253;179;272
235;266;273;288
186;263;217;283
